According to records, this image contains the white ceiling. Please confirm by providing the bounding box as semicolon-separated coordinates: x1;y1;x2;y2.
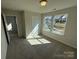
1;0;77;13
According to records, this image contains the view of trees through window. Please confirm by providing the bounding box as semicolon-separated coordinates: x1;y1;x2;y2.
43;14;68;35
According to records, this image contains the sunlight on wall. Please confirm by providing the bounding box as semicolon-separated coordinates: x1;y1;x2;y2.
26;23;51;45
27;24;39;39
7;23;12;31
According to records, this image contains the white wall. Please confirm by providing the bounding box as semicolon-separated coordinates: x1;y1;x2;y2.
2;9;25;37
42;6;77;48
24;11;41;38
1;20;7;59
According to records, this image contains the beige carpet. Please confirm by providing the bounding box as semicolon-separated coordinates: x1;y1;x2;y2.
6;35;77;59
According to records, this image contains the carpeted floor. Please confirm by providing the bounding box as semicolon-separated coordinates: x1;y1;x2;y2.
6;35;77;59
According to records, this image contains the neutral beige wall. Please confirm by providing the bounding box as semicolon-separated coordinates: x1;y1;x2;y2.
1;20;7;59
2;9;25;37
21;11;26;37
24;11;41;38
42;6;77;48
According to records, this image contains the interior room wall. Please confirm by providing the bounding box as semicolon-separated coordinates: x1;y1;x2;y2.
24;11;41;38
42;6;77;48
20;11;26;37
2;9;25;37
1;19;8;59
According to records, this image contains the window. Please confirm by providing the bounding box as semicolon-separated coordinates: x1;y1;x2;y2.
43;14;68;35
6;16;17;32
7;23;12;31
43;16;52;32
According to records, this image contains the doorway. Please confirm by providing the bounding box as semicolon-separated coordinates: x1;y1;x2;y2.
6;16;18;38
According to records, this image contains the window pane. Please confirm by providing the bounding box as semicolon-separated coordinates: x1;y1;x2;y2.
43;14;68;35
52;14;68;35
43;16;52;32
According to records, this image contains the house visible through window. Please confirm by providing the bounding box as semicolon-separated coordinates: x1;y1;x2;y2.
43;14;68;35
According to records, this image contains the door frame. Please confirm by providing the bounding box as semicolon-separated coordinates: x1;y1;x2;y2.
1;13;9;45
5;15;18;34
